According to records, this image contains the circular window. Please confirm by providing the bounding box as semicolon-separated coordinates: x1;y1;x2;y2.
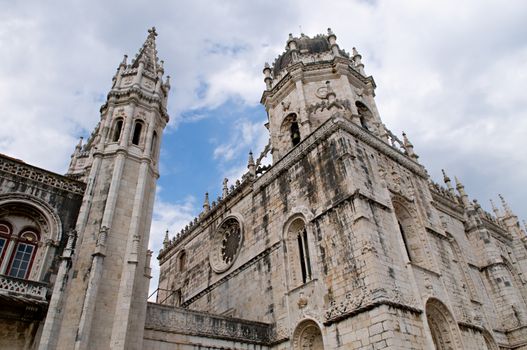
210;217;243;273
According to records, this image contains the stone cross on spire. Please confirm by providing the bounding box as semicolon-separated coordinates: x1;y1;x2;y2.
132;26;160;74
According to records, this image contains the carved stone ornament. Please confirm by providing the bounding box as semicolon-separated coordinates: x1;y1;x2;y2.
210;217;243;273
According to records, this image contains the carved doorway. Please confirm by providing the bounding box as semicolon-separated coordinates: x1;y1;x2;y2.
293;320;324;350
426;299;463;350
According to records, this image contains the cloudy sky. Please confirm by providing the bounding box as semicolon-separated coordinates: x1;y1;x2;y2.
1;0;526;294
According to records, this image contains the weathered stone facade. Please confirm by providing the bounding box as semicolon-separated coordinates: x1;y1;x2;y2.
156;30;527;349
0;28;525;350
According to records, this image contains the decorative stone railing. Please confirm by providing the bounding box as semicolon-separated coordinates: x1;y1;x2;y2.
145;303;273;345
0;274;47;300
0;154;86;195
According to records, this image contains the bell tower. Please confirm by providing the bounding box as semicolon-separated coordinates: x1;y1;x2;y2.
39;28;170;350
261;28;388;162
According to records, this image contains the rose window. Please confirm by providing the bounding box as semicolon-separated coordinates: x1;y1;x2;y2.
210;217;243;273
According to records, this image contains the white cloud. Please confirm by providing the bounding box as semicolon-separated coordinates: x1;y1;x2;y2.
0;0;526;295
148;195;198;298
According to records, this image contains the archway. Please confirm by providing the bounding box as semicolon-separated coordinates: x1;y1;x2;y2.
292;320;324;350
425;298;463;350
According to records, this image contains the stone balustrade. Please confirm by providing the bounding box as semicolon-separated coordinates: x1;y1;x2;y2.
0;274;47;300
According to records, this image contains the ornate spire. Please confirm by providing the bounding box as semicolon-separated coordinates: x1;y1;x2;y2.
132;27;160;75
402;132;418;160
163;230;169;249
247;151;256;177
203;192;210;212
455;177;470;207
352;47;365;75
441;169;455;195
490;199;501;218
222;178;229;198
499;194;514;217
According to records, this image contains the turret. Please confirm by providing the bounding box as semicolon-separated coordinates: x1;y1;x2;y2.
261;30;381;162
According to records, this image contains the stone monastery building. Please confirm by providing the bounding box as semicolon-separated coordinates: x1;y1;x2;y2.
0;27;526;350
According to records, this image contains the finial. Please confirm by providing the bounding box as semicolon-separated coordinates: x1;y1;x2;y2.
247;151;256;177
454;176;463;189
402;132;418;160
163;230;169;248
499;194;514;216
490;199;501;218
441;169;455;194
148;26;158;37
203;192;210;212
76;136;83;150
327;28;334;35
263;63;273;89
352;47;365;75
164;75;171;88
223;178;229;198
121;54;128;66
288;33;293;40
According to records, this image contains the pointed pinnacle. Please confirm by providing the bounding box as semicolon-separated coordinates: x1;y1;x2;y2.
499;194;513;216
76;136;83;149
248;151;255;167
490;199;501;217
441;169;450;183
203;192;210;211
222;178;229;198
163;229;169;247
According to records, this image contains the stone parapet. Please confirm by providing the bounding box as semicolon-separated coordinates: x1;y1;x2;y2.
0;154;85;195
145;303;273;345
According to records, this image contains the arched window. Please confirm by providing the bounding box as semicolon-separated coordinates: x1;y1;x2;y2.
112;119;124;142
393;201;425;264
131;121;143;145
0;221;12;266
287;218;313;287
179;251;186;272
355;101;373;130
280;113;301;150
291;120;301;146
8;229;39;279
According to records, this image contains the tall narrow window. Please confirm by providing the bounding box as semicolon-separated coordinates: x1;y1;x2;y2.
0;222;11;266
8;230;38;279
132;121;143;145
287;218;313;288
179;251;186;272
112;119;123;142
297;228;312;284
290;121;301;146
398;221;413;262
151;131;158;158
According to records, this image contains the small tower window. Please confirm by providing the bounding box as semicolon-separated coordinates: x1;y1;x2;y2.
132;121;143;145
290;120;301;146
356;101;373;130
112;119;123;142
